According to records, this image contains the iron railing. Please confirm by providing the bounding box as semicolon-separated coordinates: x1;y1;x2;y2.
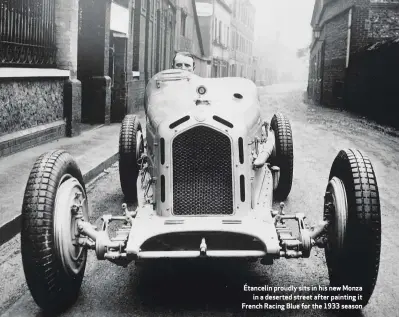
0;0;57;67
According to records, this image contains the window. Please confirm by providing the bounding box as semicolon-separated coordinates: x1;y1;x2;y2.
181;9;187;36
219;21;222;43
0;0;56;67
214;18;218;40
227;26;230;48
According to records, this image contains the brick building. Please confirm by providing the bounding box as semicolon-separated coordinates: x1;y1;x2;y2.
174;0;208;76
0;0;82;158
308;0;399;107
226;0;255;80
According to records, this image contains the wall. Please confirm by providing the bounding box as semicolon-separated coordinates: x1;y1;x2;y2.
345;38;399;129
310;0;399;112
0;80;64;136
197;16;212;56
132;0;148;110
322;11;349;106
0;0;80;158
368;3;399;40
309;0;368;106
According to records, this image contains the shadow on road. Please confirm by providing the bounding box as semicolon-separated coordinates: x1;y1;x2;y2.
133;259;269;313
125;259;365;317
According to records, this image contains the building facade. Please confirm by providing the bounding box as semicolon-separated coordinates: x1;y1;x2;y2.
226;0;255;80
195;0;231;77
211;0;232;77
0;0;180;158
174;0;208;76
0;0;82;158
131;0;177;113
308;0;399;107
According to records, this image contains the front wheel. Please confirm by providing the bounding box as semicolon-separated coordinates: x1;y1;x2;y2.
270;113;294;201
119;114;144;203
324;149;381;307
21;150;88;313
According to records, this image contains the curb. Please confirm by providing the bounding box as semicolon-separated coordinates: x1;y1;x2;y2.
0;152;119;246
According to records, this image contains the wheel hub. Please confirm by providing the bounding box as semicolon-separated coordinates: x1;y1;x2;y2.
324;177;348;259
54;177;89;277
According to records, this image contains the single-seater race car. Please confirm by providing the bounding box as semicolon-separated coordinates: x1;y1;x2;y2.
20;69;381;312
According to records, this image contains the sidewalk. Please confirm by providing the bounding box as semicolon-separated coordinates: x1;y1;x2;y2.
0;112;146;245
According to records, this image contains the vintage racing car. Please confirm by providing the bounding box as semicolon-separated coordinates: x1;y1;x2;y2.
20;69;381;312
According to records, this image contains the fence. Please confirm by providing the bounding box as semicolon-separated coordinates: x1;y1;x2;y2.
0;0;56;67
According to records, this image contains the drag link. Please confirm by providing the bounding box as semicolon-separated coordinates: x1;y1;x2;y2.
76;214;132;261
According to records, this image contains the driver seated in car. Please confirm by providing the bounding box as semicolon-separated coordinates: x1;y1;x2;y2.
172;52;195;73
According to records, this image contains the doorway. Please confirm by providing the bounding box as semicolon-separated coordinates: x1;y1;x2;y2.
110;32;128;123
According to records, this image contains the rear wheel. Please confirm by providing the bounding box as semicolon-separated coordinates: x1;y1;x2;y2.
324;149;381;307
21;150;88;313
270;113;294;201
119;114;144;203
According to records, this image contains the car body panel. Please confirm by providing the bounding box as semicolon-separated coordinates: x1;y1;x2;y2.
131;69;277;259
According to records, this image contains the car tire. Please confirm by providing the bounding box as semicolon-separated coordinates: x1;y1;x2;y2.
324;149;381;307
21;150;88;313
270;113;293;201
119;114;144;203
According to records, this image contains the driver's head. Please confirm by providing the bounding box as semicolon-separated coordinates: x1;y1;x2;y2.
172;52;195;72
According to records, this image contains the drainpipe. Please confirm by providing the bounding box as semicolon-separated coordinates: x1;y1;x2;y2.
346;8;352;68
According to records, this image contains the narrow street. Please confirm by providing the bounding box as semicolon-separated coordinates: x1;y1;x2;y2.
1;82;398;317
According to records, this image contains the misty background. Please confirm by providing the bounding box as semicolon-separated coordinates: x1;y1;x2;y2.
252;0;314;83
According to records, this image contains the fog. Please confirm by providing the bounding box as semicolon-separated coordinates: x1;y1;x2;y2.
251;0;315;83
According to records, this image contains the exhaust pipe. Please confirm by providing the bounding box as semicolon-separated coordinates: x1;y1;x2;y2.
271;166;280;190
253;131;275;168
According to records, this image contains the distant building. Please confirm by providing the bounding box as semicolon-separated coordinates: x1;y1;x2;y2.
226;0;255;80
195;0;232;77
251;56;277;86
308;0;399;107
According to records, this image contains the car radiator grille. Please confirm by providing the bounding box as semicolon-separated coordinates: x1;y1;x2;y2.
172;126;233;215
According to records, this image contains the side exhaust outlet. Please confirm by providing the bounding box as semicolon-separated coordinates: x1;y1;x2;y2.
271;166;280;190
